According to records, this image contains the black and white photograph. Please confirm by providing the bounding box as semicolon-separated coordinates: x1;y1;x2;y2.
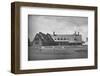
28;15;88;60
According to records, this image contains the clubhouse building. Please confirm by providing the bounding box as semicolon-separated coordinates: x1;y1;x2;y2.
31;32;84;46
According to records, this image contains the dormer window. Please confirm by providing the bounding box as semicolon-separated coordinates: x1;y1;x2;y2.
64;38;66;40
74;38;77;41
58;38;59;40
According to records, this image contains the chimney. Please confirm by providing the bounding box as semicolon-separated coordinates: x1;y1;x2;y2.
78;32;79;35
53;32;56;36
74;31;76;35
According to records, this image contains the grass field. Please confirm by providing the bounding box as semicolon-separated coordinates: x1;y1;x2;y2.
28;45;88;60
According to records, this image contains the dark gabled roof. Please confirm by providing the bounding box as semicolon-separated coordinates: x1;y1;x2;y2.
33;32;54;43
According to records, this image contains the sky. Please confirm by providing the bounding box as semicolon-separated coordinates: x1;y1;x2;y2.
28;15;88;41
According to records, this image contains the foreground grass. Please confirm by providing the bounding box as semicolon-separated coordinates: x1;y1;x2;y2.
28;45;88;60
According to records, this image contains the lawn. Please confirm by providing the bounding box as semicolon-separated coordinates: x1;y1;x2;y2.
28;45;88;60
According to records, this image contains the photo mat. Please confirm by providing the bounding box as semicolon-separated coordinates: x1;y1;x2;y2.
20;6;95;70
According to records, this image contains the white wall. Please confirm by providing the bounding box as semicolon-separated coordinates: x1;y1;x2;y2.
0;0;100;76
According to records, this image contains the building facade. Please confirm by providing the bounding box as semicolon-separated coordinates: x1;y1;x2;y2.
32;32;83;46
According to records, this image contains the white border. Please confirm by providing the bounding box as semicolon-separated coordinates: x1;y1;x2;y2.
20;6;95;70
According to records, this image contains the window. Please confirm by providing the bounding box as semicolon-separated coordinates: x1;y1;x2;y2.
64;38;66;40
58;38;59;40
74;38;77;40
61;38;63;40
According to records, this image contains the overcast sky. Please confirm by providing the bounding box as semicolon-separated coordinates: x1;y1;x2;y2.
28;15;88;41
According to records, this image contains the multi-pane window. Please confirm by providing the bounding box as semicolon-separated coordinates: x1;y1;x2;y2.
58;38;59;40
55;38;68;40
54;37;70;40
64;38;66;40
61;38;63;40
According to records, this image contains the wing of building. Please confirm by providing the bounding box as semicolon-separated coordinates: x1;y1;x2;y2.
32;32;83;46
